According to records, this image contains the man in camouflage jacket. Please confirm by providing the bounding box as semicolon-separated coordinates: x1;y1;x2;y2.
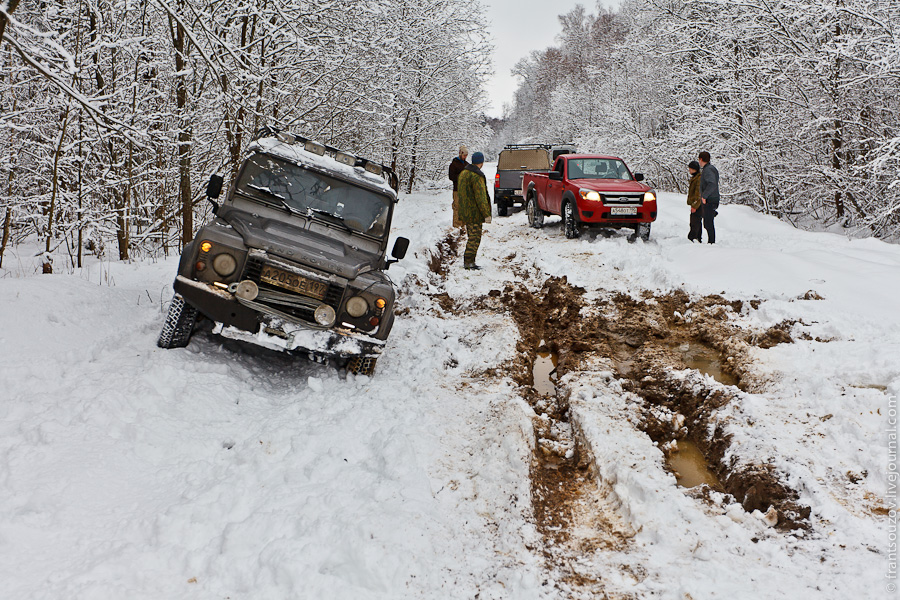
457;151;492;269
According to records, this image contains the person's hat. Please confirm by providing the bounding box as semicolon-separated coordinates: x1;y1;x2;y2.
688;160;700;171
471;151;484;164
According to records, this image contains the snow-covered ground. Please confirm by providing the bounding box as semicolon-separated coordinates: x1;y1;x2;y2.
1;163;896;598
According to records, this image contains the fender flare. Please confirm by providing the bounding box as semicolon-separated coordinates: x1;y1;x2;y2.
561;190;580;221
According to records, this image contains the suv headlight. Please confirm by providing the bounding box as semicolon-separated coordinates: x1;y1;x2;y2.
212;253;237;276
345;296;368;318
579;189;602;202
643;190;657;203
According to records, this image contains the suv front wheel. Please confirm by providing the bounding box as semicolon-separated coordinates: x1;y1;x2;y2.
347;356;378;376
157;294;199;349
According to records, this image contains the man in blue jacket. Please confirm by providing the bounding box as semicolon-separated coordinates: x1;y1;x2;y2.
698;151;720;244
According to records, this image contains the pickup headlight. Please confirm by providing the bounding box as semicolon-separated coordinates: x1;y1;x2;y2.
643;191;657;203
579;189;602;202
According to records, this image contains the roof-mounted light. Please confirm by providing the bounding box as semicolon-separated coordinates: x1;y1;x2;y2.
304;140;326;156
276;132;295;144
363;162;383;176
335;151;356;167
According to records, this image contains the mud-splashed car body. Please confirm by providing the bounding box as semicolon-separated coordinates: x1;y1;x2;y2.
157;128;409;376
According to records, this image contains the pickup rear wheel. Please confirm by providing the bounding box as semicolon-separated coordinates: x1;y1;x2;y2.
563;201;579;239
497;201;508;217
526;194;543;229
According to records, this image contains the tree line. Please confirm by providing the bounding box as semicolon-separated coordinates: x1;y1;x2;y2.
498;0;900;240
0;0;492;270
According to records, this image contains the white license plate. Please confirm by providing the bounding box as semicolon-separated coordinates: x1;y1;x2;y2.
513;190;523;196
610;206;637;215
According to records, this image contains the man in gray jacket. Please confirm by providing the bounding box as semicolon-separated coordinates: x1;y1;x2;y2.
698;151;720;244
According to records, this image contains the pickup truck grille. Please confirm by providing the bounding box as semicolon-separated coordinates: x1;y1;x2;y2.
602;194;644;205
243;255;344;323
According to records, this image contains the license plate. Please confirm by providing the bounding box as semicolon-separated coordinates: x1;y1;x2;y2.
610;207;637;215
260;266;328;300
513;189;523;196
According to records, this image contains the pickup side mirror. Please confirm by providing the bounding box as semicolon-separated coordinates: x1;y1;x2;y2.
386;236;410;268
206;174;224;213
634;173;645;182
548;171;563;181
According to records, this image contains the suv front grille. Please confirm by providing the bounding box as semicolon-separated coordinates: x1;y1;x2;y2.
243;255;344;323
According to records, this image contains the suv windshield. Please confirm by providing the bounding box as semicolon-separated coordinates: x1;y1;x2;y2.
567;158;633;180
237;153;391;237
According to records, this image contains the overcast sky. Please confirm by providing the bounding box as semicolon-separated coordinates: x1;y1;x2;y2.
481;0;620;118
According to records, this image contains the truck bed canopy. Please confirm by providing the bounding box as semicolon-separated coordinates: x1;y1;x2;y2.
497;148;551;171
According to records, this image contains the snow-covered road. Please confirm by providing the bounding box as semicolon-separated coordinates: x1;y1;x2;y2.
1;165;897;598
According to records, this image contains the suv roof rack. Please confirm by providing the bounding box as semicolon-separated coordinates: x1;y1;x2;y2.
502;143;551;150
253;126;399;191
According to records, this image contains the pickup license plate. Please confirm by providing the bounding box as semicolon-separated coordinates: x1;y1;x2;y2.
513;189;523;196
610;207;637;215
260;266;328;300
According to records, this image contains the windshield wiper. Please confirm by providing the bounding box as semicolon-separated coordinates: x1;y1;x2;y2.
246;184;304;216
308;207;355;233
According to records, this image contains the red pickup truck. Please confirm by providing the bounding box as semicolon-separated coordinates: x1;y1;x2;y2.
522;154;657;241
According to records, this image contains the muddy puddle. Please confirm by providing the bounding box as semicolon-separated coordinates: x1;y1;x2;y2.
532;343;558;396
676;342;740;387
495;277;808;531
667;440;725;491
423;255;810;593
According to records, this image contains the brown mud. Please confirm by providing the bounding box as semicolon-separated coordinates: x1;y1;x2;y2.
492;277;810;557
420;235;810;592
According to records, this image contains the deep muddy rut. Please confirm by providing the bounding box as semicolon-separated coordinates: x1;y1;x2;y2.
423;231;811;594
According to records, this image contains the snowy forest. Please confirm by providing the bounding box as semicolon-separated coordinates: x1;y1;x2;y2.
498;0;900;239
2;0;900;273
0;0;492;267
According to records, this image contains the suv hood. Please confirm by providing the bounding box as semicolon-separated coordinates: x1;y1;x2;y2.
572;179;650;193
223;209;381;280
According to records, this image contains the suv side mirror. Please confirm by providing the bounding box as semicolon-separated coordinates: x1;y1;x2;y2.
386;237;409;268
548;171;563;181
206;174;224;213
634;173;644;182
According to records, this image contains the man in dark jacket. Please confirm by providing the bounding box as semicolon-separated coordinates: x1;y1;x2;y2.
457;151;492;269
448;145;468;228
698;151;720;244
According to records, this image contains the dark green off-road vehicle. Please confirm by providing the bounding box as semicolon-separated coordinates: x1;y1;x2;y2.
157;128;409;376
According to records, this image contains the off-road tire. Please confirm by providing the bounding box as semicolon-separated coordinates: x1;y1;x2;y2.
497;201;508;217
526;195;543;229
563;201;579;239
638;222;651;241
347;355;377;376
157;293;199;349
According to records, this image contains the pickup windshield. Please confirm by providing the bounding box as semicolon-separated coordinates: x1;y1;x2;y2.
237;153;391;237
567;158;633;180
